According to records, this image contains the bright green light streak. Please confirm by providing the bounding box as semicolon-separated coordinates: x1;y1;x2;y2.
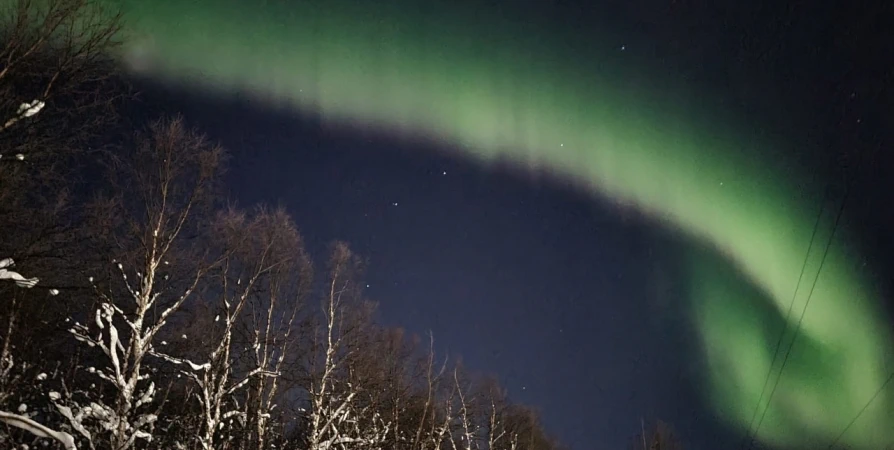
99;0;893;447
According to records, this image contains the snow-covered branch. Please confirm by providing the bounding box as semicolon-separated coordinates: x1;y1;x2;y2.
0;410;76;450
0;258;38;288
0;100;45;135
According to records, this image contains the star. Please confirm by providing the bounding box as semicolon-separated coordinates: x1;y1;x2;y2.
392;202;398;206
620;45;626;51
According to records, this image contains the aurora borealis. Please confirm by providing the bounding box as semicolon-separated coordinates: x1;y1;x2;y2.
94;0;891;447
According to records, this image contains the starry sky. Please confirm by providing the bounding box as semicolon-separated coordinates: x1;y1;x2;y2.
123;0;894;449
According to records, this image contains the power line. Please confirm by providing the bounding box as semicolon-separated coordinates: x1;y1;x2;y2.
745;182;849;449
737;148;852;450
826;371;894;449
736;107;860;450
746;147;868;450
735;185;829;450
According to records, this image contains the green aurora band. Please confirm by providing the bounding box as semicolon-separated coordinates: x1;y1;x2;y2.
92;0;893;447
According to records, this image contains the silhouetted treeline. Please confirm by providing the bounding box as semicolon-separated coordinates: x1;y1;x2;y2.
0;1;568;449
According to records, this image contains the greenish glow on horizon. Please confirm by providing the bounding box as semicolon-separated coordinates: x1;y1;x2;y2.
97;1;893;447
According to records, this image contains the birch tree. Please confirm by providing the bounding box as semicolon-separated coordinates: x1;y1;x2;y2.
447;366;480;450
345;327;419;450
0;0;122;141
0;0;121;431
0;0;123;248
411;339;452;450
149;207;309;450
0;0;125;404
630;420;684;450
307;242;388;450
54;117;223;450
238;209;313;450
480;378;513;450
0;409;77;449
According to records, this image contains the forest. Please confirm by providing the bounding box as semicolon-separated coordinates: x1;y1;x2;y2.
0;1;684;449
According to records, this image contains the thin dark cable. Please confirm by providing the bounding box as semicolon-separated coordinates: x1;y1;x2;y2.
823;144;886;450
826;371;894;449
746;190;846;449
746;150;866;450
735;186;829;450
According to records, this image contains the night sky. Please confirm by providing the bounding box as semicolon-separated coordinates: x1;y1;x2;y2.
125;0;894;449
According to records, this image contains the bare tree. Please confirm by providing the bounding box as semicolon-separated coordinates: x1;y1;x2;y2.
307;242;387;450
240;209;313;450
630;420;684;450
341;326;422;450
447;365;480;450
385;333;446;450
0;0;124;244
479;377;514;450
0;409;76;449
0;0;122;139
0;0;126;407
54;117;224;450
150;207;310;450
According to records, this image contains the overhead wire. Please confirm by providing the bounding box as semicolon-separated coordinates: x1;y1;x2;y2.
735;90;859;450
745;173;850;449
736;76;866;450
822;143;887;450
825;371;894;449
745;144;871;450
735;183;830;450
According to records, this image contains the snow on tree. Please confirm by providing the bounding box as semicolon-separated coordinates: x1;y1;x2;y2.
0;409;77;449
0;258;38;288
48;117;224;450
148;207;306;450
236;209;313;450
0;0;123;160
0;2;567;449
0;2;124;430
306;242;394;450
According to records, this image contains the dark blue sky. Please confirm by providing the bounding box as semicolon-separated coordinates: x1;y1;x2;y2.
132;0;894;448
